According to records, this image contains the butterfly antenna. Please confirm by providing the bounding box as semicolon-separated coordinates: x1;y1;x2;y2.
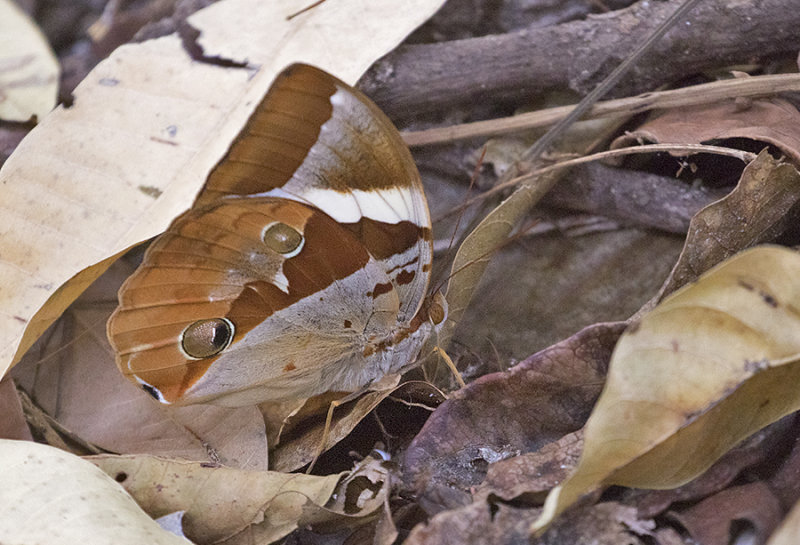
431;145;487;295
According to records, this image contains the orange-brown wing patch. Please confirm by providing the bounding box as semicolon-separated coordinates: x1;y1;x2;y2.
108;197;373;403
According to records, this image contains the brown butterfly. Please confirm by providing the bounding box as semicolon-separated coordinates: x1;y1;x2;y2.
107;64;446;406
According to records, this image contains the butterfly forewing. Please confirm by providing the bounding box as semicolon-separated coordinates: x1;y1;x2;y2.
198;64;433;320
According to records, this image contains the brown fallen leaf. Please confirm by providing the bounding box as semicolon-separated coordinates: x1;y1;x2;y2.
650;150;800;305
767;420;800;510
613;97;800;165
534;245;800;531
0;440;188;545
405;499;539;545
538;502;655;545
767;496;800;545
474;431;584;504
404;500;654;545
666;482;783;545
0;377;32;441
403;322;625;512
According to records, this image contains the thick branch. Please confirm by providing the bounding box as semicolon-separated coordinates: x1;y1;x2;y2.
360;0;800;119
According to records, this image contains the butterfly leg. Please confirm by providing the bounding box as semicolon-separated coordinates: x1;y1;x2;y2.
431;346;466;388
305;387;368;474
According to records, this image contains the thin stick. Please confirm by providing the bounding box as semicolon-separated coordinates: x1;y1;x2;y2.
518;0;705;165
403;73;800;147
438;143;756;221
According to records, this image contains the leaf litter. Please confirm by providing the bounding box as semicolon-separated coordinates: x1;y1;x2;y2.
6;0;800;544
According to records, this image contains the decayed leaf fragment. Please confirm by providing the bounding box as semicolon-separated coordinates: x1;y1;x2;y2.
0;0;447;382
533;245;800;531
0;440;189;545
0;0;59;122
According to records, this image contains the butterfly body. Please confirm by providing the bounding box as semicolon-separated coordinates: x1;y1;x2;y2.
107;64;444;406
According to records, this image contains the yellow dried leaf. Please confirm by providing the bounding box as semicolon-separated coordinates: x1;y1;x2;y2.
90;454;350;544
534;245;800;531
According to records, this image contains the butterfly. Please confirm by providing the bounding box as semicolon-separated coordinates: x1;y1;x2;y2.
107;64;446;407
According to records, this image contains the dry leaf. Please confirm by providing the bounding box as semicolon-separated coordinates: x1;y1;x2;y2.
534;245;800;531
612;97;800;164
92;453;394;544
404;322;624;512
0;0;447;380
652;150;800;304
474;431;585;503
629;419;792;518
666;482;782;545
0;377;32;441
538;502;654;545
0;0;59;122
0;440;189;545
91;454;343;544
405;499;538;545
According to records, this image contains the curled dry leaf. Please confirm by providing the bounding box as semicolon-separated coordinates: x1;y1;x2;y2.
612;97;800;164
534;245;800;531
91;453;393;545
403;322;625;512
91;454;342;544
630;418;794;518
0;440;189;545
614;99;800;309
0;0;59;122
0;0;447;380
651;150;800;304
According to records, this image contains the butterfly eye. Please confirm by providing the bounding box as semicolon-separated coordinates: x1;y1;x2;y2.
181;318;234;359
262;222;304;257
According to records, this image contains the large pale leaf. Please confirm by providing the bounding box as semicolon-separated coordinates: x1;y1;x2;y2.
0;440;188;545
0;0;58;121
534;245;800;531
0;0;447;379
